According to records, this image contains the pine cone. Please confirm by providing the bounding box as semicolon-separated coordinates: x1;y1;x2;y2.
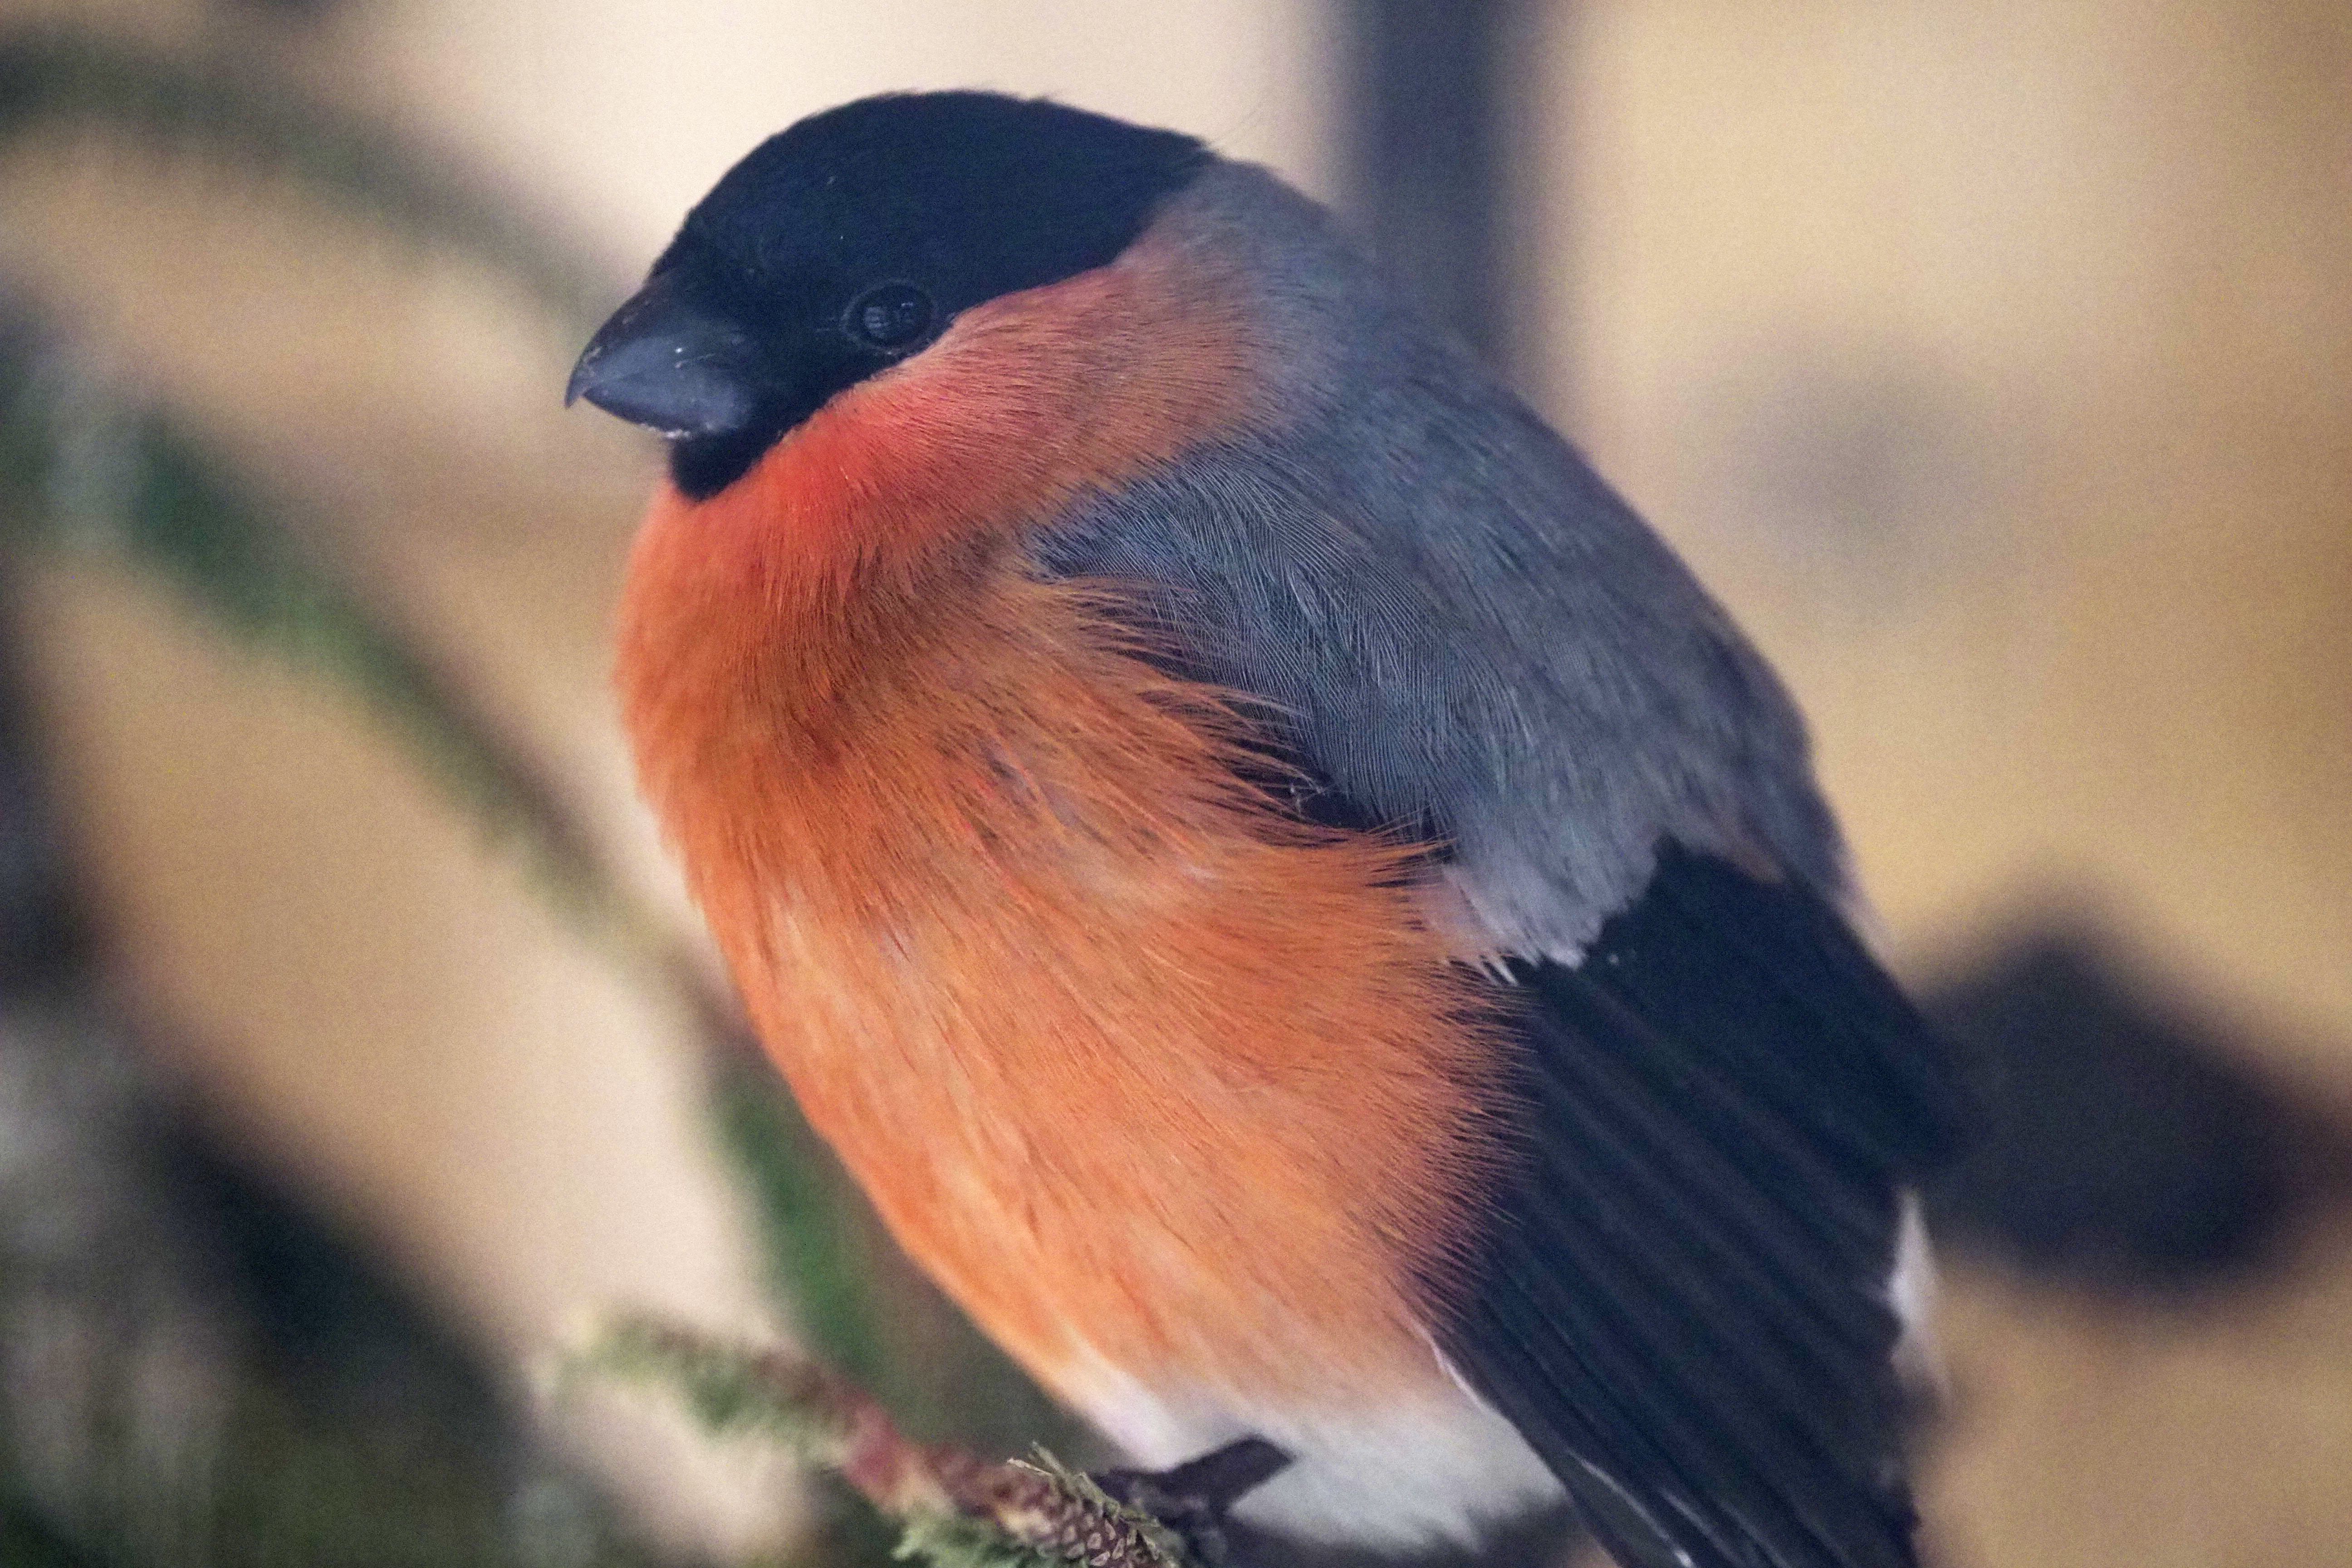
967;1462;1184;1568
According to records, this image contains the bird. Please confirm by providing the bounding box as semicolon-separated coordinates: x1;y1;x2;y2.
566;91;1966;1568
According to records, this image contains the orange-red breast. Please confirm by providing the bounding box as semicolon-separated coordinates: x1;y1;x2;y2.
568;92;1963;1568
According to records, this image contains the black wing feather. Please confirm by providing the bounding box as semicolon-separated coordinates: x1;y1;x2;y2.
1441;844;1966;1568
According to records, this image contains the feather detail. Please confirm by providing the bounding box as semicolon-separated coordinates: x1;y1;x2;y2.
612;240;1509;1407
1441;845;1963;1568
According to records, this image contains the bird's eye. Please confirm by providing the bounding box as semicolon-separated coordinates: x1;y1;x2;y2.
845;284;935;351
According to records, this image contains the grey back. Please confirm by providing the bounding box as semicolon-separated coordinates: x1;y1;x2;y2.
1034;163;1844;960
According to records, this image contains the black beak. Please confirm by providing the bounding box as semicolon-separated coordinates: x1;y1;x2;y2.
566;272;765;438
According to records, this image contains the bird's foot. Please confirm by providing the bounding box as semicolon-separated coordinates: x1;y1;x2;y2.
1093;1436;1292;1568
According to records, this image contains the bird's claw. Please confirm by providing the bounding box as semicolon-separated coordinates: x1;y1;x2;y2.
1092;1436;1292;1568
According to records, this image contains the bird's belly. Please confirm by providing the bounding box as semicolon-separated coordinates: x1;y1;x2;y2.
763;906;1567;1551
1069;1349;1565;1547
721;774;1526;1542
637;561;1530;1542
748;859;1475;1398
745;889;1558;1543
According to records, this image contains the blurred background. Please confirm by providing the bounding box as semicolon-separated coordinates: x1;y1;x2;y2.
0;1;2346;1565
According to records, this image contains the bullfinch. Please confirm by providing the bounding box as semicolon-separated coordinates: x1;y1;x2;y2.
567;92;1964;1568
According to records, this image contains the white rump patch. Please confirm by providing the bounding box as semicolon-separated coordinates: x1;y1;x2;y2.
1888;1191;1944;1386
1063;1346;1563;1548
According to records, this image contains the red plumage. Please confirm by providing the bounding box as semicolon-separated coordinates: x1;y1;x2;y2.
616;231;1507;1409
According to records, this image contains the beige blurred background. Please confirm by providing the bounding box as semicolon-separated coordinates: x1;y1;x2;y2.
0;1;2346;1565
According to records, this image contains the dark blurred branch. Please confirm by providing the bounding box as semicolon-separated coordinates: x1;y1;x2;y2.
0;313;84;1000
0;294;952;1418
0;588;89;1000
0;300;671;1567
1922;927;2352;1293
0;19;1066;1476
0;308;628;953
1338;0;1539;379
0;26;612;329
0;22;639;971
217;0;356;23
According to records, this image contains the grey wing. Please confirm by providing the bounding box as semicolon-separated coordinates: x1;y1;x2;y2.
1034;374;1842;956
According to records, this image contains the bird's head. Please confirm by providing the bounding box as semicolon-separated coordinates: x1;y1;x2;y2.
567;91;1211;500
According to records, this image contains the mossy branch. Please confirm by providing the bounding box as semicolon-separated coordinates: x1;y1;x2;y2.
574;1317;1198;1568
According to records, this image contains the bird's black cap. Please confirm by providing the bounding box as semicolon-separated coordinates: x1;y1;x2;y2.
568;92;1211;498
